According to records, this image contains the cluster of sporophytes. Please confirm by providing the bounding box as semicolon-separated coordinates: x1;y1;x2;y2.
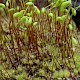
0;0;80;80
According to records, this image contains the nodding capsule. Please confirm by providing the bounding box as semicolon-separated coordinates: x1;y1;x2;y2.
71;1;80;30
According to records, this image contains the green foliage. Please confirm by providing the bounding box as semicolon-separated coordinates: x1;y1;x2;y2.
0;0;80;80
